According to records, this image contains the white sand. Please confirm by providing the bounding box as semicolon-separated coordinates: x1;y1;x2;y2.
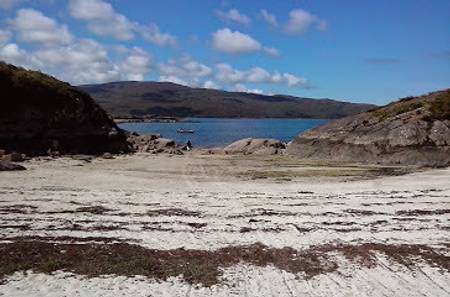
0;154;449;296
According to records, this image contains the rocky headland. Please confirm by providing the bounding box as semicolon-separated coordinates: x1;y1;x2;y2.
287;89;450;167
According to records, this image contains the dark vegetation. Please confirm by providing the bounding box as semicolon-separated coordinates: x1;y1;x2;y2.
429;90;450;120
79;81;376;119
0;241;448;286
0;62;130;155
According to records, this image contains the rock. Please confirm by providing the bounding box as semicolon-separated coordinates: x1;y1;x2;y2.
2;152;25;162
429;121;450;146
0;161;26;171
102;152;114;159
287;89;450;167
224;138;286;155
0;62;131;156
154;138;175;149
71;155;93;162
0;149;5;157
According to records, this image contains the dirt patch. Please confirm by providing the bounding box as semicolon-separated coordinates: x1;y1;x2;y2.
0;240;448;287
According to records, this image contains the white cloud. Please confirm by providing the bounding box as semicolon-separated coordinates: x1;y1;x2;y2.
10;8;73;46
216;8;250;26
203;80;219;89
0;39;152;85
69;0;176;46
69;0;135;40
0;43;31;66
215;63;307;88
138;24;177;47
31;39;121;84
0;30;12;45
0;0;19;9
260;9;277;27
212;28;261;55
263;46;280;57
233;83;263;94
119;47;152;81
284;9;327;35
159;56;212;86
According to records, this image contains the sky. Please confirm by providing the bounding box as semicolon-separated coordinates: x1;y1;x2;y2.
0;0;449;105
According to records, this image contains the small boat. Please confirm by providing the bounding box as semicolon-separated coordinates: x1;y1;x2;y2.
177;128;195;134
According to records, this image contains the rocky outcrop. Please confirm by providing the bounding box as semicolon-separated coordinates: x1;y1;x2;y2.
0;62;131;156
126;133;184;155
287;89;450;167
224;138;286;155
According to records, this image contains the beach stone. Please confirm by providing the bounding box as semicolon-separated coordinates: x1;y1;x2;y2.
102;152;114;159
0;161;26;171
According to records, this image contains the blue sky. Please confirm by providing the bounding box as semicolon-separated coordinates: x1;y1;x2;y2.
0;0;449;104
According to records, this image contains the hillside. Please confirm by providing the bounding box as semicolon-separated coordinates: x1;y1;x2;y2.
287;89;450;166
78;81;375;119
0;62;130;155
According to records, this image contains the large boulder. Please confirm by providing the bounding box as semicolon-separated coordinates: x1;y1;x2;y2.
287;89;450;167
224;138;286;155
0;62;131;155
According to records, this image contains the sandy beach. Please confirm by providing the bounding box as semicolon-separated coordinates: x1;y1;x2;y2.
0;152;449;296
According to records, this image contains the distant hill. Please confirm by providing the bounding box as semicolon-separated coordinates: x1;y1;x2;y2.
78;81;375;119
0;62;130;155
287;89;450;166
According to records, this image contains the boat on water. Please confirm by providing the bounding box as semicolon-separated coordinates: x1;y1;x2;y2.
177;128;195;134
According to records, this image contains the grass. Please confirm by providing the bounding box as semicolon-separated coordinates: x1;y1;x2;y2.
428;90;450;121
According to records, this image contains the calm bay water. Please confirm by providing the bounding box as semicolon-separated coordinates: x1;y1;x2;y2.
119;118;328;148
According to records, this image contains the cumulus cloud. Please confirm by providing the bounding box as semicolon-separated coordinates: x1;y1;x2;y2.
119;47;152;81
138;24;177;47
215;63;307;88
0;43;31;66
263;47;280;57
10;8;73;46
233;83;263;94
216;8;250;26
211;28;278;57
69;0;176;46
284;9;327;35
69;0;135;40
0;39;152;85
260;9;278;27
159;56;212;86
212;28;261;55
203;80;219;89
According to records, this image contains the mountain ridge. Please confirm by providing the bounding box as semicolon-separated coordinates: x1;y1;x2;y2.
78;81;376;119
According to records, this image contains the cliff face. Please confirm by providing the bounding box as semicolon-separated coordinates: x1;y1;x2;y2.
0;62;130;155
287;89;450;167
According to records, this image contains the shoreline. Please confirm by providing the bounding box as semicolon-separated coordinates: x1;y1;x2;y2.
1;153;449;295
